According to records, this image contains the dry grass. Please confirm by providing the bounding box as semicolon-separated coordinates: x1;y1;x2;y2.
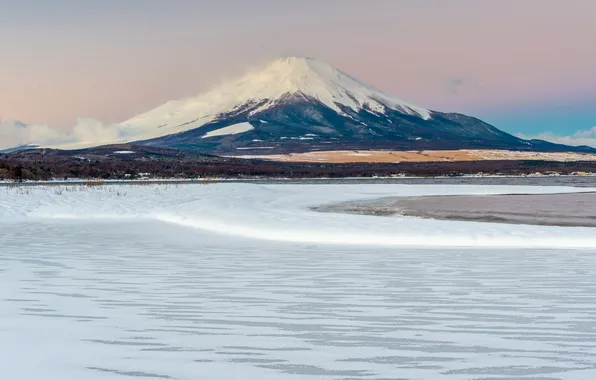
84;179;105;187
2;181;196;197
237;149;596;163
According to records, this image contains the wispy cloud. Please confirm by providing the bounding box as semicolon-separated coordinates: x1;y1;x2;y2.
0;118;125;150
446;76;479;95
517;126;596;148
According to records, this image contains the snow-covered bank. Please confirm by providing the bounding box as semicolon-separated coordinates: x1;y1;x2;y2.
3;183;596;379
2;183;595;248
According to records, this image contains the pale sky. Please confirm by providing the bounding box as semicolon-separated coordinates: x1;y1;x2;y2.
1;0;595;139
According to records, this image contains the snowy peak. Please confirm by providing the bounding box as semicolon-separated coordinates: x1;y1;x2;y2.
122;56;431;139
225;56;432;119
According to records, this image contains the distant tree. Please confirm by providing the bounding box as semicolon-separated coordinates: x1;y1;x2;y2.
12;166;23;182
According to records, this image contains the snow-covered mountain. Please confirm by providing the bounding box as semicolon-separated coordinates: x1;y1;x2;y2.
121;57;432;139
35;57;596;154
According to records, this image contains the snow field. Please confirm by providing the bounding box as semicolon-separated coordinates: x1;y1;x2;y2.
2;182;596;249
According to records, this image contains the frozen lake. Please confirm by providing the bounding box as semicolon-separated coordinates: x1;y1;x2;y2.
2;183;596;379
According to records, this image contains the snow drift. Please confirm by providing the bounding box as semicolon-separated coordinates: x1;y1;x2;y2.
3;183;596;249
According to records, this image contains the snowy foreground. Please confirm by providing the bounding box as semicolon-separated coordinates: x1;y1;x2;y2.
2;183;596;380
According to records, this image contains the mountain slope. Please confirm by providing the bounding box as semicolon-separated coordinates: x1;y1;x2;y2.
57;57;596;154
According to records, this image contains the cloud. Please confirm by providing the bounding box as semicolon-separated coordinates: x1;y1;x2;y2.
446;76;479;94
0;121;62;149
0;118;126;150
517;126;596;148
71;118;124;145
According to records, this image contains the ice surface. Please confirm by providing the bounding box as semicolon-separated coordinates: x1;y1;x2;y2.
326;192;596;227
2;183;596;379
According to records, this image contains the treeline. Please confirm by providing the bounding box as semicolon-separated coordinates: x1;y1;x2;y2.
2;152;596;181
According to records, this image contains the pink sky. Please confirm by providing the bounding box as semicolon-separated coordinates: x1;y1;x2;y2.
0;0;595;136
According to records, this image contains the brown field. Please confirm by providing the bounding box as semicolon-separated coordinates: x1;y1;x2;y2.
235;149;596;163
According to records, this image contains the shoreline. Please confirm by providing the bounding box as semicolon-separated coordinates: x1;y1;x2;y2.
2;173;596;188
